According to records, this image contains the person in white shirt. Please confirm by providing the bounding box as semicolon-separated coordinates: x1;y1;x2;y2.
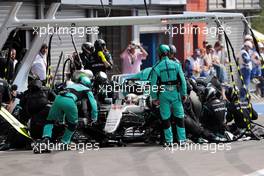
201;45;215;77
213;41;228;83
31;44;48;82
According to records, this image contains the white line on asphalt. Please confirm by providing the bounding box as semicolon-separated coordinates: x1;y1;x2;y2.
244;169;264;176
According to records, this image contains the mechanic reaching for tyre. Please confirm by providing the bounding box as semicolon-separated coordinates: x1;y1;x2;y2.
200;86;227;136
225;86;258;129
38;72;98;152
150;44;187;146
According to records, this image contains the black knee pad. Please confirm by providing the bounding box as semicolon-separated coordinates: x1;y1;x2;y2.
162;119;171;129
67;122;77;132
175;117;185;128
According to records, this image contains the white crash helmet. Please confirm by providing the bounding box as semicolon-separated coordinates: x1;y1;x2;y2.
125;93;139;105
96;71;108;83
72;69;94;83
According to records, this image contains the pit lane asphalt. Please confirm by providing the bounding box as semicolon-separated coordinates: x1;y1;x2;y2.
0;139;264;176
0;107;264;176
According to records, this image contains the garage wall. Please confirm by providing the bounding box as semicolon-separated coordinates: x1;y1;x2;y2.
0;1;36;26
49;6;87;83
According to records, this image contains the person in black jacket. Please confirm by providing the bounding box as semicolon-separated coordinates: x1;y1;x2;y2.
19;79;56;139
79;42;94;70
183;79;220;142
0;49;15;83
0;78;12;106
225;86;258;129
0;78;15;150
200;86;227;135
90;39;112;75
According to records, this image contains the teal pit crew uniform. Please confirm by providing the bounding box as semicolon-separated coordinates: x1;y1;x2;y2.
42;76;98;144
150;44;187;144
132;67;152;81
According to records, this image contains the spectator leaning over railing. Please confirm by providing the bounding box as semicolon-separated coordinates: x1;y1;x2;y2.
251;42;263;79
214;41;229;83
185;49;203;79
260;42;264;59
201;45;215;77
257;42;264;97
